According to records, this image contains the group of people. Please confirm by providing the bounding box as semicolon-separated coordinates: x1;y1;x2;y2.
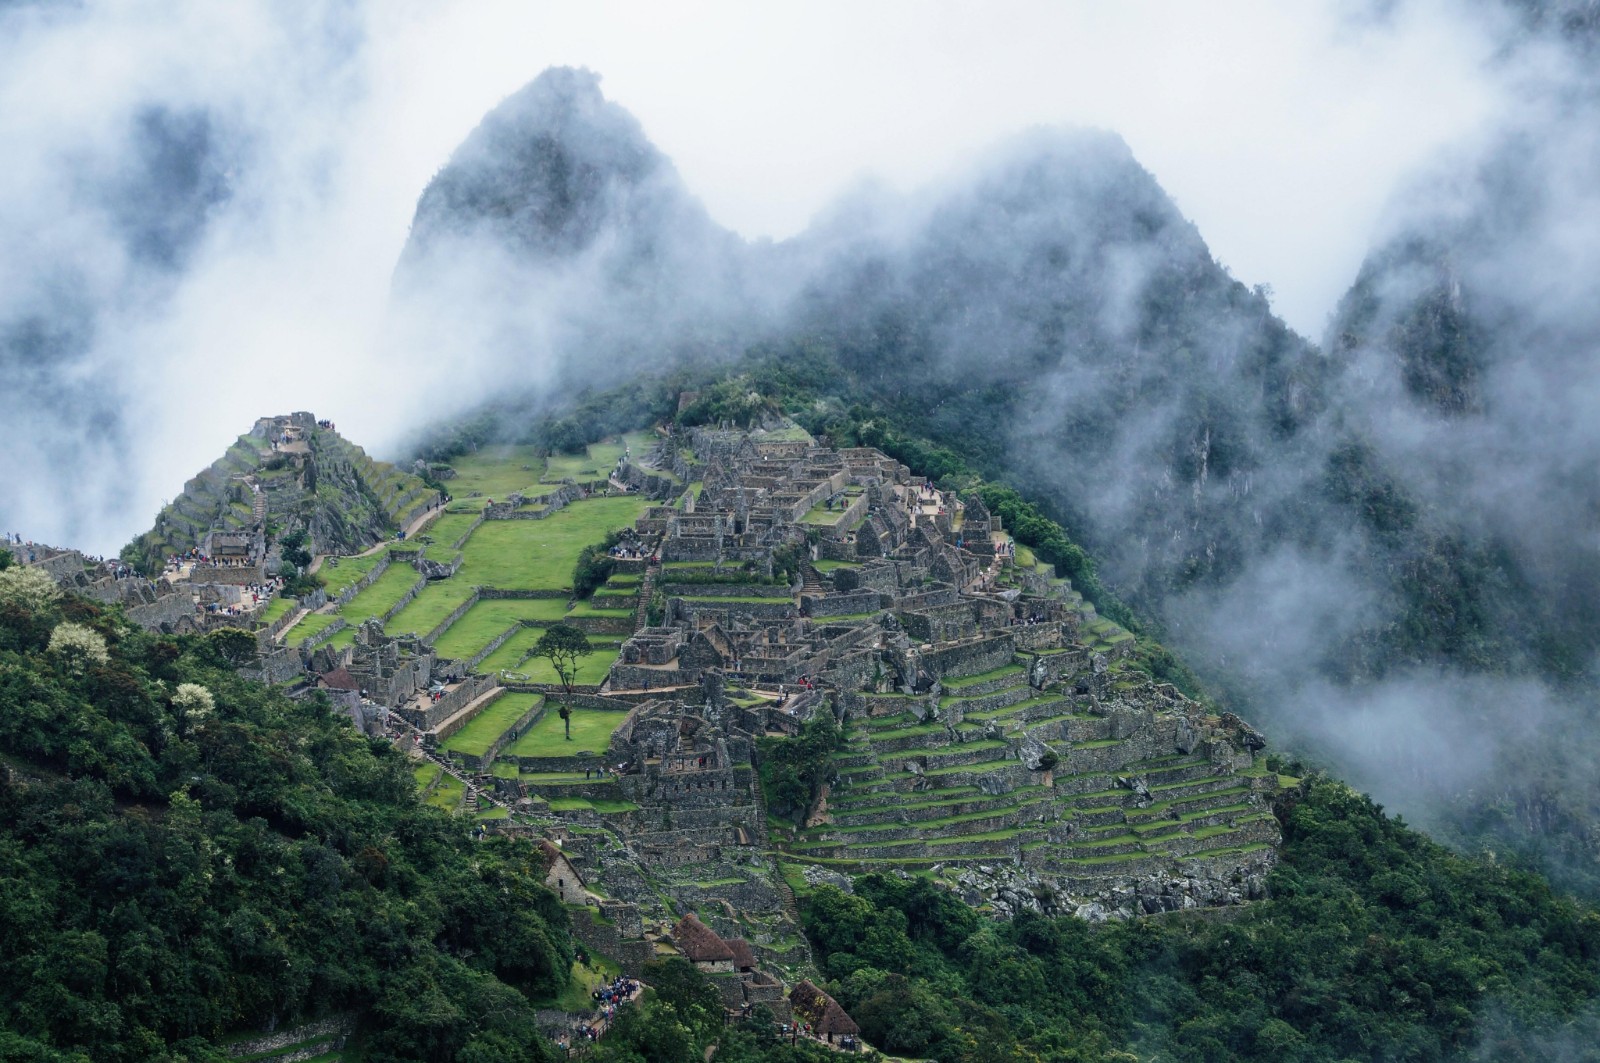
608;542;648;559
566;976;640;1045
5;533;38;564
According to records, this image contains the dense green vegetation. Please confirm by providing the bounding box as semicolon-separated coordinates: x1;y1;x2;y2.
0;591;571;1062
757;714;843;826
796;784;1600;1062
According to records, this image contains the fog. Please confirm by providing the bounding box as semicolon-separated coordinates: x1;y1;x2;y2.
0;0;1520;556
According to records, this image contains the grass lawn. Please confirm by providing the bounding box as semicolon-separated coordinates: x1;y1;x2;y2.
457;496;649;591
474;627;547;675
441;693;543;757
543;442;620;482
426;771;465;811
812;560;860;573
384;580;480;638
317;550;389;598
507;707;627;758
417;511;482;549
546;796;640;813
257;597;296;626
285;612;340;646
448;444;548;499
339;563;422;623
413;762;440;791
533;955;623;1013
491;646;620;686
432;599;572;659
800;504;845;526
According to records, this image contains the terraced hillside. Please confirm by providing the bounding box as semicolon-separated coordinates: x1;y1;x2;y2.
123;412;434;571
775;644;1281;917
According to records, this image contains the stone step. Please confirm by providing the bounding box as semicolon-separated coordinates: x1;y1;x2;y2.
1126;784;1256;823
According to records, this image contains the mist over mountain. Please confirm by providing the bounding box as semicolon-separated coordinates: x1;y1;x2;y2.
391;28;1600;889
384;68;763;433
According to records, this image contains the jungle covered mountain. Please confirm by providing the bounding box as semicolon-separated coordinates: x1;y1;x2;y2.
0;568;572;1063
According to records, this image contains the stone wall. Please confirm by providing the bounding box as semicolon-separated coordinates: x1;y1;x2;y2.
189;561;267;586
127;592;200;633
801;590;885;618
224;1016;353;1060
453;693;546;771
407;675;496;733
921;634;1016;679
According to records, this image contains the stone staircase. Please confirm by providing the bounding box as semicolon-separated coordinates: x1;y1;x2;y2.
633;559;660;631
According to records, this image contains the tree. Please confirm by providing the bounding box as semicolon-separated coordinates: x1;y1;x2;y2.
535;624;592;739
47;622;109;674
0;566;61;613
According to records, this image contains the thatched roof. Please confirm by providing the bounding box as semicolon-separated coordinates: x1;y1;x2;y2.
790;980;859;1036
672;913;733;963
318;668;359;692
725;937;758;971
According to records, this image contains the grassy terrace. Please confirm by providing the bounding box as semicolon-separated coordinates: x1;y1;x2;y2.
476;633;620;685
458;496;650;591
812;560;861;573
543;431;656;482
801;504;846;526
322;626;356;651
317;550;389;598
284;612;340;646
507;707;628;759
385;580;479;637
431;598;571;659
942;664;1025;691
257;597;296;627
546;796;640;813
678;595;792;605
426;771;465;811
440;692;543;757
419;511;482;548
448;444;548;498
339;563;422;622
474;627;546;675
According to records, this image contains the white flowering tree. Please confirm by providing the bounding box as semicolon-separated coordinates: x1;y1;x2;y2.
48;622;109;673
0;566;61;612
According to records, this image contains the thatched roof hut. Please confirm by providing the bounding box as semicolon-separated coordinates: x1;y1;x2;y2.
725;937;758;972
790;979;859;1041
672;913;734;966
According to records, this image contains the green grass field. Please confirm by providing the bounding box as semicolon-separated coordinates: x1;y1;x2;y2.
339;563;422;623
431;598;573;659
457;497;649;591
426;771;465;811
257;597;296;626
475;627;547;675
317;550;389;598
384;580;480;638
440;692;543;757
417;511;482;549
507;707;627;758
447;445;548;499
285;612;340;646
541;431;656;483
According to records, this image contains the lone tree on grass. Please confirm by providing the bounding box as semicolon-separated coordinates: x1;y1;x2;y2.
535;623;592;740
